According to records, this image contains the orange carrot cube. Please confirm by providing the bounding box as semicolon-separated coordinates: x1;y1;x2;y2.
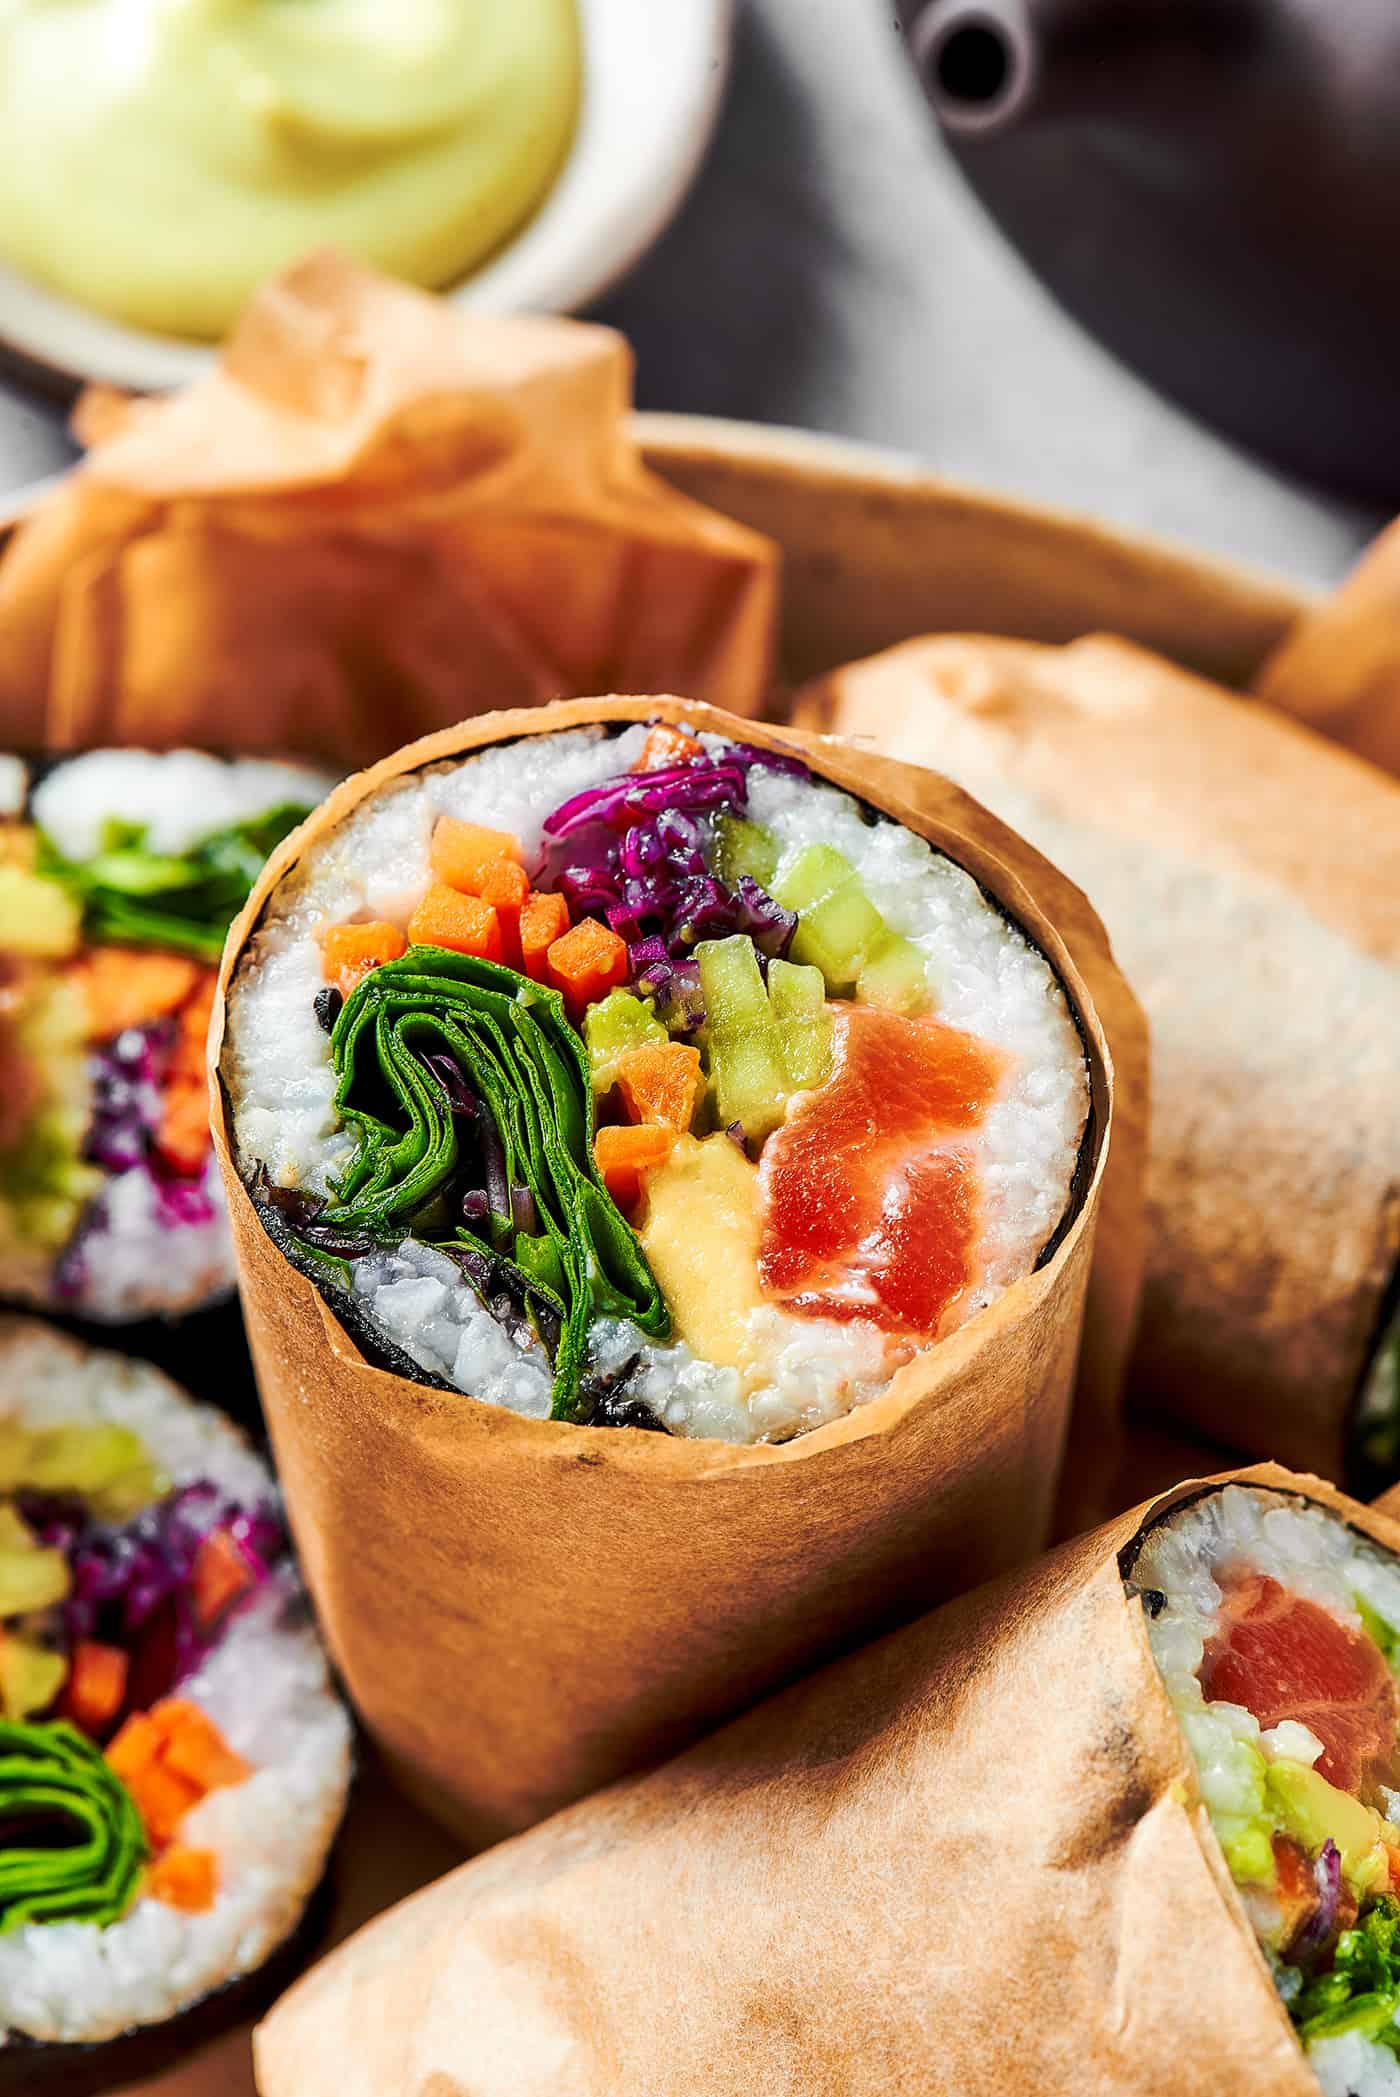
634;725;705;772
106;1710;162;1784
70;948;200;1040
129;1760;202;1848
321;921;408;997
430;818;524;895
519;891;570;983
160;1704;252;1795
479;858;530;971
406;885;504;964
616;1042;702;1133
147;1846;218;1912
60;1641;128;1737
594;1123;676;1213
191;1527;253;1631
546;918;629;1022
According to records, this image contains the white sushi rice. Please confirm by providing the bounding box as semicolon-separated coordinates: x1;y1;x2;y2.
30;750;335;864
65;1153;233;1326
1136;1485;1400;2097
0;1321;351;2047
225;724;1088;1442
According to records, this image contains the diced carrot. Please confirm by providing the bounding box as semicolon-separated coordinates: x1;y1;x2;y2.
479;859;530;971
595;1123;676;1214
60;1641;128;1737
109;1698;251;1849
147;1846;218;1913
616;1042;703;1134
160;1703;252;1795
635;725;705;772
106;1710;163;1783
430;818;524;895
128;1760;202;1848
191;1527;253;1632
546;918;629;1022
519;891;570;983
70;947;199;1040
407;884;504;964
320;921;408;997
153;971;219;1175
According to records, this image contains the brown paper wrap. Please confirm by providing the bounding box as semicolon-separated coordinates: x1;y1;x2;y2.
209;695;1139;1846
795;634;1400;1482
0;254;777;767
255;1460;1373;2097
1253;517;1400;777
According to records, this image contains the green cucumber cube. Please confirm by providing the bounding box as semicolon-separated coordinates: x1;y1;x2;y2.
584;990;664;1092
767;958;832;1090
856;932;933;1017
696;935;770;1035
714;814;780;889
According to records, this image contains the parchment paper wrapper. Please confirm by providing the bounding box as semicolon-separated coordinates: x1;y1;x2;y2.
255;1459;1374;2097
1253;518;1400;777
0;253;777;767
795;635;1400;1483
209;695;1140;1847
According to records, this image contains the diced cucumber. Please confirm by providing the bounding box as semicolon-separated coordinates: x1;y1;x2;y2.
714;814;779;890
696;935;770;1034
584;990;664;1093
698;936;787;1140
856;931;932;1017
772;845;887;992
710;1033;787;1142
772;843;934;1014
767;958;832;1091
768;843;852;914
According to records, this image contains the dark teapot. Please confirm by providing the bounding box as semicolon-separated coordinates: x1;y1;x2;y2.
897;0;1400;503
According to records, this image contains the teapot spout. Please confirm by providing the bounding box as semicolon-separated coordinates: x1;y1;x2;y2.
903;0;1254;139
904;0;1039;136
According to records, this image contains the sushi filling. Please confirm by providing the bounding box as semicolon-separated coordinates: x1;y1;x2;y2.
1134;1485;1400;2097
0;751;329;1320
226;722;1089;1444
0;1328;350;2046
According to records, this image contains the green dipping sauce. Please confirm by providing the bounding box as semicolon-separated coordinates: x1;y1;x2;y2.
0;0;582;339
0;1720;146;1932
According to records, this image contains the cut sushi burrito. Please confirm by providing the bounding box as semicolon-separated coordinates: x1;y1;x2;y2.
256;1468;1400;2097
213;696;1139;1841
0;1317;350;2087
0;750;329;1322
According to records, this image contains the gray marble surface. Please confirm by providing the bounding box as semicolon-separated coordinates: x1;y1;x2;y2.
0;0;1385;588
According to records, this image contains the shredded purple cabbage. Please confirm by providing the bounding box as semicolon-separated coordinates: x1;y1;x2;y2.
86;1022;173;1175
537;741;804;990
21;1482;287;1712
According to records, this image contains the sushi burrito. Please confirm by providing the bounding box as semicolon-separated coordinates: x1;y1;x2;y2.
0;750;332;1324
211;694;1145;1844
0;1317;350;2092
796;634;1400;1491
256;1464;1400;2097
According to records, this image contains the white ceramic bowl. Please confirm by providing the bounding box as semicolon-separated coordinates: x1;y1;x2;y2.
0;0;733;395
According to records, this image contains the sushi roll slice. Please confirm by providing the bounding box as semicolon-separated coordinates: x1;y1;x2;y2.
0;750;330;1322
0;1317;351;2085
253;1473;1400;2097
1132;1484;1400;2096
223;716;1091;1443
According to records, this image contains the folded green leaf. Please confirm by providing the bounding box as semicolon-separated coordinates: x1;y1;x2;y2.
37;802;314;962
0;1718;146;1931
317;947;669;1422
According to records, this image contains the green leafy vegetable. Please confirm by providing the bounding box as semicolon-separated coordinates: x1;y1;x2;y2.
0;1718;146;1931
305;946;669;1422
37;803;314;962
1297;1896;1400;2051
